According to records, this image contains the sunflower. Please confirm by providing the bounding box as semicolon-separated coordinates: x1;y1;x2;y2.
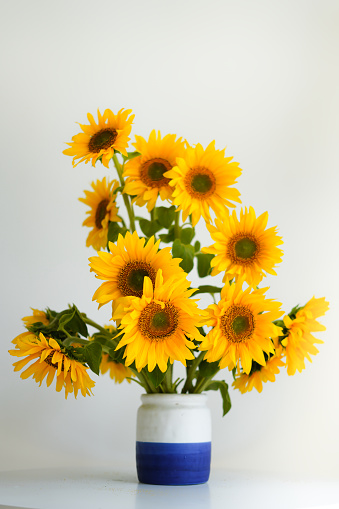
100;355;134;383
22;308;49;328
89;231;184;307
115;270;203;372
164;141;241;226
79;177;120;251
199;279;283;374
232;348;285;393
63;108;134;168
281;297;329;376
9;332;95;399
123;130;186;211
202;207;283;287
91;324;134;383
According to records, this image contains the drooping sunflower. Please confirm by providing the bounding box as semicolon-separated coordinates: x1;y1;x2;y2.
100;354;134;383
79;177;120;251
89;231;184;307
232;348;285;394
123;130;186;211
93;324;134;383
63;108;134;168
164;141;242;226
202;207;283;287
281;297;329;376
115;271;204;372
22;308;49;328
199;279;283;374
9;332;95;399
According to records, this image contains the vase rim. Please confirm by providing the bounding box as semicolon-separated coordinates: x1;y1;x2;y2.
140;393;208;405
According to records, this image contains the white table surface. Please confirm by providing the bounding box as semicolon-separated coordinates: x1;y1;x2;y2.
0;466;338;509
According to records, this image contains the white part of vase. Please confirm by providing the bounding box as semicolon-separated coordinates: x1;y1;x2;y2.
136;393;212;443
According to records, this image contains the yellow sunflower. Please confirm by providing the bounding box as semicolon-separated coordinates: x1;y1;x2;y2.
89;231;184;307
63;108;134;168
115;270;204;372
123;130;186;211
92;324;134;383
79;177;120;251
9;332;95;399
100;354;134;383
281;297;329;376
232;348;285;393
202;207;283;287
199;279;283;374
164;141;242;226
22;308;49;328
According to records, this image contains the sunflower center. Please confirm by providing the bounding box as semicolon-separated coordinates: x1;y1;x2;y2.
140;158;172;188
185;167;216;199
118;262;156;298
138;302;179;341
228;233;260;265
192;174;213;193
220;305;255;343
235;238;257;259
44;352;67;371
95;199;109;229
88;128;118;153
152;311;170;330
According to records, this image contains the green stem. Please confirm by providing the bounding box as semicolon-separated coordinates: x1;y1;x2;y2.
81;315;109;335
181;351;205;393
150;209;157;241
63;336;89;347
112;154;136;232
194;374;215;394
129;367;153;394
164;364;174;393
174;211;181;239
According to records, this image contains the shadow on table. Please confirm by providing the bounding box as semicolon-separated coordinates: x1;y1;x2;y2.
135;481;211;509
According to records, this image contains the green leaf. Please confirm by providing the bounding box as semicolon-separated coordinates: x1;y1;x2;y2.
198;360;220;379
194;285;222;294
145;365;167;388
155;206;176;229
172;239;194;273
180;228;195;245
139;219;163;238
205;381;232;416
112;185;124;195
159;226;175;243
107;222;128;245
194;241;201;252
57;306;88;337
196;253;215;278
82;342;102;376
121;151;141;162
107;344;125;364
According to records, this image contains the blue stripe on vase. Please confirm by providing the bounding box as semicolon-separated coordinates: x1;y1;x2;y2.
136;441;211;485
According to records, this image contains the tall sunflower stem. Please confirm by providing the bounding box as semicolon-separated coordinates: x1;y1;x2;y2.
150;209;157;241
129;368;153;394
181;351;205;393
193;374;215;394
63;336;89;347
141;369;158;393
174;211;181;239
81;316;110;335
112;154;136;232
164;364;174;393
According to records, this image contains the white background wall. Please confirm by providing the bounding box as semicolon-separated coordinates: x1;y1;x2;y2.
1;0;338;479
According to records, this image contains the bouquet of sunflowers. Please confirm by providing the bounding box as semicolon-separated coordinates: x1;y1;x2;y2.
9;108;329;415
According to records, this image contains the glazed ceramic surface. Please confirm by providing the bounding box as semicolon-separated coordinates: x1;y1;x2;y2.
136;393;211;485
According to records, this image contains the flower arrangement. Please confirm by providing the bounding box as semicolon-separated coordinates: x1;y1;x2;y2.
9;108;329;415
